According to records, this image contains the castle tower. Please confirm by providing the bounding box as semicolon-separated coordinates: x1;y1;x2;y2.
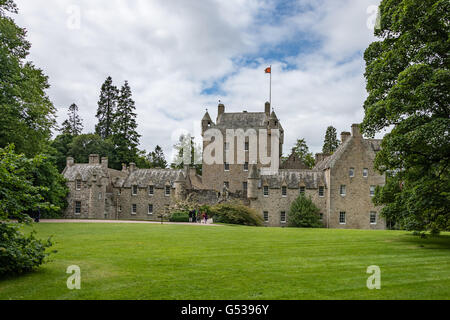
247;164;260;199
174;171;186;200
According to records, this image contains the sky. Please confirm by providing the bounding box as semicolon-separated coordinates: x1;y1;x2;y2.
14;0;385;161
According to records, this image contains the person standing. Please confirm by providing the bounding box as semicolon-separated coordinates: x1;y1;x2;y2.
204;212;209;224
189;210;193;223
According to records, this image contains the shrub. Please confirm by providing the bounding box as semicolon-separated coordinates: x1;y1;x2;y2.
169;211;190;223
0;223;54;276
288;195;323;228
210;203;263;226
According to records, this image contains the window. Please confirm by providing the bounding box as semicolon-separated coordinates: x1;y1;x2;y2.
339;212;346;224
282;186;287;197
319;186;325;197
263;211;269;223
165;186;171;196
148;204;154;215
76;179;82;190
98;192;102;200
117;189;121;196
245;142;249;152
243;182;248;193
224;181;230;189
148;185;154;196
132;185;138;196
349;168;355;177
363;168;369;178
263;186;269;197
319;213;324;221
370;186;376;197
370;212;377;224
118;205;122;212
132;204;137;215
340;185;346;196
224;162;230;171
299;186;306;195
281;211;286;224
244;162;249;171
75;201;81;215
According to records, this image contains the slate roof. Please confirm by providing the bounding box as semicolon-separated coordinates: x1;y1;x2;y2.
260;169;326;189
63;164;108;182
314;137;382;171
120;169;184;188
215;112;269;129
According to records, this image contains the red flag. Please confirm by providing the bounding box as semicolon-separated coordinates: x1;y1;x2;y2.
265;67;271;74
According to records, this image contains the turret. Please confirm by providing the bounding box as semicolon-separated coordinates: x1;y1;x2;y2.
174;171;186;200
247;164;260;200
269;110;279;128
265;102;271;116
217;103;225;122
202;110;213;134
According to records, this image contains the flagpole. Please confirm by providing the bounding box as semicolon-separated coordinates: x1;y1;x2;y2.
270;65;272;107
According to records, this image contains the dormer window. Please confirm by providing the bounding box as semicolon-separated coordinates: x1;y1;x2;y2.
76;179;82;190
149;185;154;196
132;185;138;196
264;186;269;197
282;186;287;197
165;186;171;196
299;186;306;195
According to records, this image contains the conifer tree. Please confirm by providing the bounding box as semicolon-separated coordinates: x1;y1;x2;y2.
322;126;340;154
60;103;83;136
112;81;141;164
95;76;118;139
148;145;168;169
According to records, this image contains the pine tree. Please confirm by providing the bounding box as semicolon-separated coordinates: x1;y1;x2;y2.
322;126;340;154
95;76;118;139
60;103;83;136
112;81;141;164
293;138;315;169
148;145;168;169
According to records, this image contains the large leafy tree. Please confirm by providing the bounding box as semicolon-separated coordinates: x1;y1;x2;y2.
292;138;315;169
362;0;449;233
95;76;118;139
0;1;56;157
171;134;202;174
68;133;116;166
112;81;141;165
322;126;340;155
148;145;168;169
60;103;83;136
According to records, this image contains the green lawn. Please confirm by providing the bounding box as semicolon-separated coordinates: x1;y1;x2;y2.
1;223;449;300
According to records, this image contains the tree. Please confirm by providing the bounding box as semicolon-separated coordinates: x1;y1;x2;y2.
292;139;315;169
0;1;56;157
50;133;74;172
68;134;116;167
322;126;340;154
171;134;202;174
60;103;83;136
112;81;141;165
95;76;118;139
0;145;54;275
288;195;323;228
148;145;168;168
361;0;450;233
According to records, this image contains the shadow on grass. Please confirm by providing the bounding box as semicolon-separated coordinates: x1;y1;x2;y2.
396;234;450;250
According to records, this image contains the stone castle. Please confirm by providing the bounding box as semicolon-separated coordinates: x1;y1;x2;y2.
63;102;385;229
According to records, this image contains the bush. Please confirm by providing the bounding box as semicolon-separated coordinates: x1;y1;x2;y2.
169;211;190;223
288;195;323;228
0;223;54;276
210;203;263;226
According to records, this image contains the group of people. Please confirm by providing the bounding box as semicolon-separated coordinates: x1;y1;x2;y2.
188;210;209;224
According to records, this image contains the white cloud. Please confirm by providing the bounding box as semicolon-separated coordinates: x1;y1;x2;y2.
14;0;382;160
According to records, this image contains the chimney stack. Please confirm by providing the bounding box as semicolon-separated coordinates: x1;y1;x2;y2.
129;163;136;173
315;153;328;164
66;157;74;168
351;124;362;138
89;154;100;164
341;132;351;144
101;157;109;169
265;102;271;115
218;103;225;118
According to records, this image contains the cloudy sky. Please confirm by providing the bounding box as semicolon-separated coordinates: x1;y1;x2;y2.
14;0;384;160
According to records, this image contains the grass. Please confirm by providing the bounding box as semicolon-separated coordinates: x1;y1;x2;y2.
0;223;449;300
